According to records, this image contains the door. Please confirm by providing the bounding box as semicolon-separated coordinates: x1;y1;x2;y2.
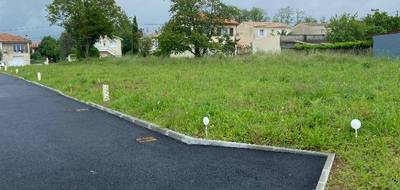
10;57;26;66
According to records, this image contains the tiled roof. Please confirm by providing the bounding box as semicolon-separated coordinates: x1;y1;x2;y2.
0;33;29;43
224;19;239;25
294;22;326;27
242;21;289;28
198;13;239;25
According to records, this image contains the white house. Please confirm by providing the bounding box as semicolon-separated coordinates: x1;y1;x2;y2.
94;36;122;57
0;33;31;66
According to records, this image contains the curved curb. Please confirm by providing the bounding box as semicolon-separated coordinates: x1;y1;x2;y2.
1;72;335;190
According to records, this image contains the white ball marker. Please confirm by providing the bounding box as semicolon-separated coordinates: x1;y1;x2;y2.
203;117;210;137
351;119;362;138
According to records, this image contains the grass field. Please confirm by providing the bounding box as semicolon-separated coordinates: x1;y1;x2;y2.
2;52;400;189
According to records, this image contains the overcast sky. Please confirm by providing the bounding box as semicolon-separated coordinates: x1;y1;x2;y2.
0;0;398;41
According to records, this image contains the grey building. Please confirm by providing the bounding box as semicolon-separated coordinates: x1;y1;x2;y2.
373;32;400;58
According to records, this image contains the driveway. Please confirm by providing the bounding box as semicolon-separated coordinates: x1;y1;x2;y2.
0;74;327;190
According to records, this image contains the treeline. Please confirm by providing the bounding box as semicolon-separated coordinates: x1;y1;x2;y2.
34;0;148;62
234;6;321;25
294;11;400;50
327;12;400;42
33;16;143;63
41;0;399;59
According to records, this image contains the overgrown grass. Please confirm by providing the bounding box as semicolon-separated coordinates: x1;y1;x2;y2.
3;52;400;189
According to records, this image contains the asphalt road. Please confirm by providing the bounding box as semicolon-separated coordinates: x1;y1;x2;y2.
0;74;327;190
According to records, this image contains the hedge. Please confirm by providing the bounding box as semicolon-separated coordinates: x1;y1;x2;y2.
294;41;372;50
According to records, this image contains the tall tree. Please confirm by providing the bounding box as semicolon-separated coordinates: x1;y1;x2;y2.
236;7;269;22
273;6;295;25
158;0;237;57
295;9;305;24
38;36;60;62
131;16;140;55
115;12;135;55
58;32;75;60
47;0;127;58
327;13;368;42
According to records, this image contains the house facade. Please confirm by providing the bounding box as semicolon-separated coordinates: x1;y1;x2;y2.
291;23;327;35
281;23;328;49
94;36;122;57
236;22;289;54
0;33;31;66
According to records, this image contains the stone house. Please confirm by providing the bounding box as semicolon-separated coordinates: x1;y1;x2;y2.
291;23;327;35
236;22;290;54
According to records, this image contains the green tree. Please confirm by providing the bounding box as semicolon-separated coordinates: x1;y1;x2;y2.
327;13;368;42
131;16;140;55
59;32;75;60
220;34;237;55
47;0;127;58
38;36;60;62
157;0;238;57
236;7;269;22
139;37;152;57
114;13;139;55
364;11;400;36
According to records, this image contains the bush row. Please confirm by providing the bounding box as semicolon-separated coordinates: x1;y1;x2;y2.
294;41;372;50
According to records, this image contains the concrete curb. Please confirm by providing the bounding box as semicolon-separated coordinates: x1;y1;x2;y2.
1;72;335;190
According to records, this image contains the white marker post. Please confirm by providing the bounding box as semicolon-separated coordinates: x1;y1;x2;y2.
103;84;110;102
351;119;362;138
203;117;210;138
37;72;41;81
4;66;7;71
15;69;18;74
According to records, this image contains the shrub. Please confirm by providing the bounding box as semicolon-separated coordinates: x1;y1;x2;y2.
294;41;372;50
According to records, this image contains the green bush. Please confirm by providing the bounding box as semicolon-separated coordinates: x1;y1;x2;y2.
294;41;372;50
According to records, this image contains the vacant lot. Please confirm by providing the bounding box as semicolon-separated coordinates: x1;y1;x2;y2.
3;52;400;189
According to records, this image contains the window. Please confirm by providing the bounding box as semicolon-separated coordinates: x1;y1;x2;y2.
222;27;229;35
258;29;266;37
217;27;229;36
110;40;117;48
229;28;234;36
13;44;26;53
